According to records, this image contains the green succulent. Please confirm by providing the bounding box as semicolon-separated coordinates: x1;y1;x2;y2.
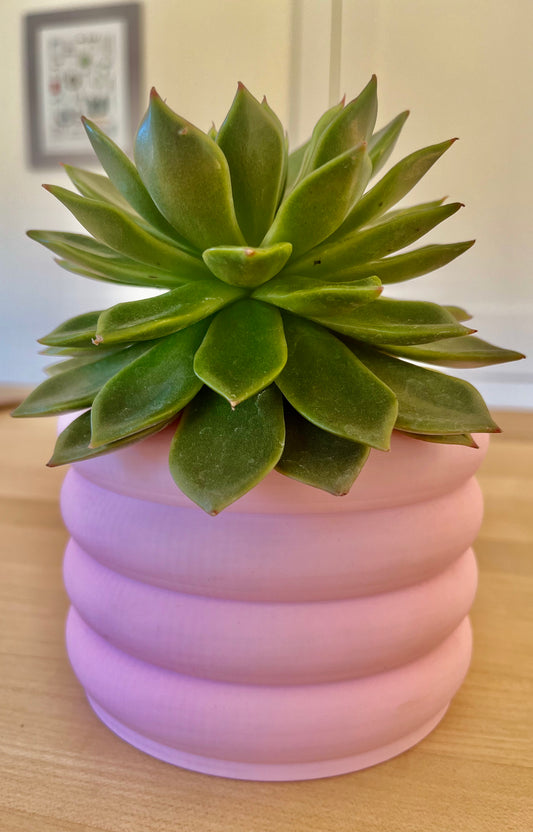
14;77;523;514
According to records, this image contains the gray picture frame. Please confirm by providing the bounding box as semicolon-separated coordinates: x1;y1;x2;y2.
24;3;142;168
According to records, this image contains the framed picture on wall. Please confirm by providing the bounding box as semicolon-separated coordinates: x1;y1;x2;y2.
24;3;142;167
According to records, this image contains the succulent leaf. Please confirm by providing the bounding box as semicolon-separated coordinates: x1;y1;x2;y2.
253;275;382;317
134;90;245;249
337;138;457;235
310;76;378;170
63;164;136;214
368;110;410;176
276;315;397;450
38;311;102;348
44;350;124;376
324;241;475;285
381;335;525;368
309;297;472;345
54;257;184;291
27;229;121;258
285;141;309;193
47;410;174;467
95;280;245;345
289;98;345;188
202;243;292;288
397;430;479;448
353;346;500;435
12;343;153;417
193;300;287;405
277;403;370;494
169;385;285;514
444;305;473;322
262;143;371;256
91;321;209;446
81;116;195;249
44;185;208;277
216;83;286;246
289;201;463;275
29;233;184;289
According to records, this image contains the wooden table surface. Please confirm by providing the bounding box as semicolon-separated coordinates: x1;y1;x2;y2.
1;409;532;832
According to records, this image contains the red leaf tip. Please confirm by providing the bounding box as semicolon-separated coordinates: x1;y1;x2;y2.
150;86;161;100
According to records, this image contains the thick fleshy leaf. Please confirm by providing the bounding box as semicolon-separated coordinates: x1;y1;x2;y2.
312;298;472;345
285;141;309;193
276;315;397;450
262;143;371;257
169;385;285;514
363;198;447;228
12;343;153;417
337;139;457;235
96;279;244;345
445;305;473;322
47;410;173;466
368;110;410;176
202;243;292;288
216;84;286;245
28;229;120;259
321;241;475;284
134;90;245;249
44;185;208;278
30;234;183;289
288;202;463;275
193;300;287;405
81;116;195;249
353;346;500;434
381;335;525;368
54;257;184;290
276;403;370;495
289;99;345;187
310;76;378;169
38;311;102;348
397;430;478;448
63;164;136;213
91;322;209;446
39;344;123;357
253;274;382;317
44;350;124;376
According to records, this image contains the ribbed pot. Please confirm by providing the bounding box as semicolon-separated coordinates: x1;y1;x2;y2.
60;418;488;781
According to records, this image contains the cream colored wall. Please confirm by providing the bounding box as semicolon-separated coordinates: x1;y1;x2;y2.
1;0;292;383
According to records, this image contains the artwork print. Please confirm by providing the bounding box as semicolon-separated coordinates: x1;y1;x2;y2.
25;5;141;167
38;20;129;154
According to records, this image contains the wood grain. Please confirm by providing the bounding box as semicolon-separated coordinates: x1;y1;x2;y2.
1;408;532;832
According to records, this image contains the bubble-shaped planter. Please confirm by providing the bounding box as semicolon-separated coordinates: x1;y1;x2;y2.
60;418;488;781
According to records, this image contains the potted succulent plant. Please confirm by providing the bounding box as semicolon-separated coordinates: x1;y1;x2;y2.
13;77;522;781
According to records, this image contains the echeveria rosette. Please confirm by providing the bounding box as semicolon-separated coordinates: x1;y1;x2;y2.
14;79;524;514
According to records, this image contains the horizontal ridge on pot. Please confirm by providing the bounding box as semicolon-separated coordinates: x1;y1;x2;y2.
64;541;477;684
66;608;473;777
61;470;484;601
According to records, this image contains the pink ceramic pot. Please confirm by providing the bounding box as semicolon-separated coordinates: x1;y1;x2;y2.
59;416;488;781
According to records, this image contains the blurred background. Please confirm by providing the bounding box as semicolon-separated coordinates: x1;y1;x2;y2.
2;0;532;408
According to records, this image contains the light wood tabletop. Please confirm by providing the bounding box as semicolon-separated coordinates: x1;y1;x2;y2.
1;408;532;832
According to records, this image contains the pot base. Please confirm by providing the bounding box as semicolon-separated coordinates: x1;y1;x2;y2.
87;695;448;781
